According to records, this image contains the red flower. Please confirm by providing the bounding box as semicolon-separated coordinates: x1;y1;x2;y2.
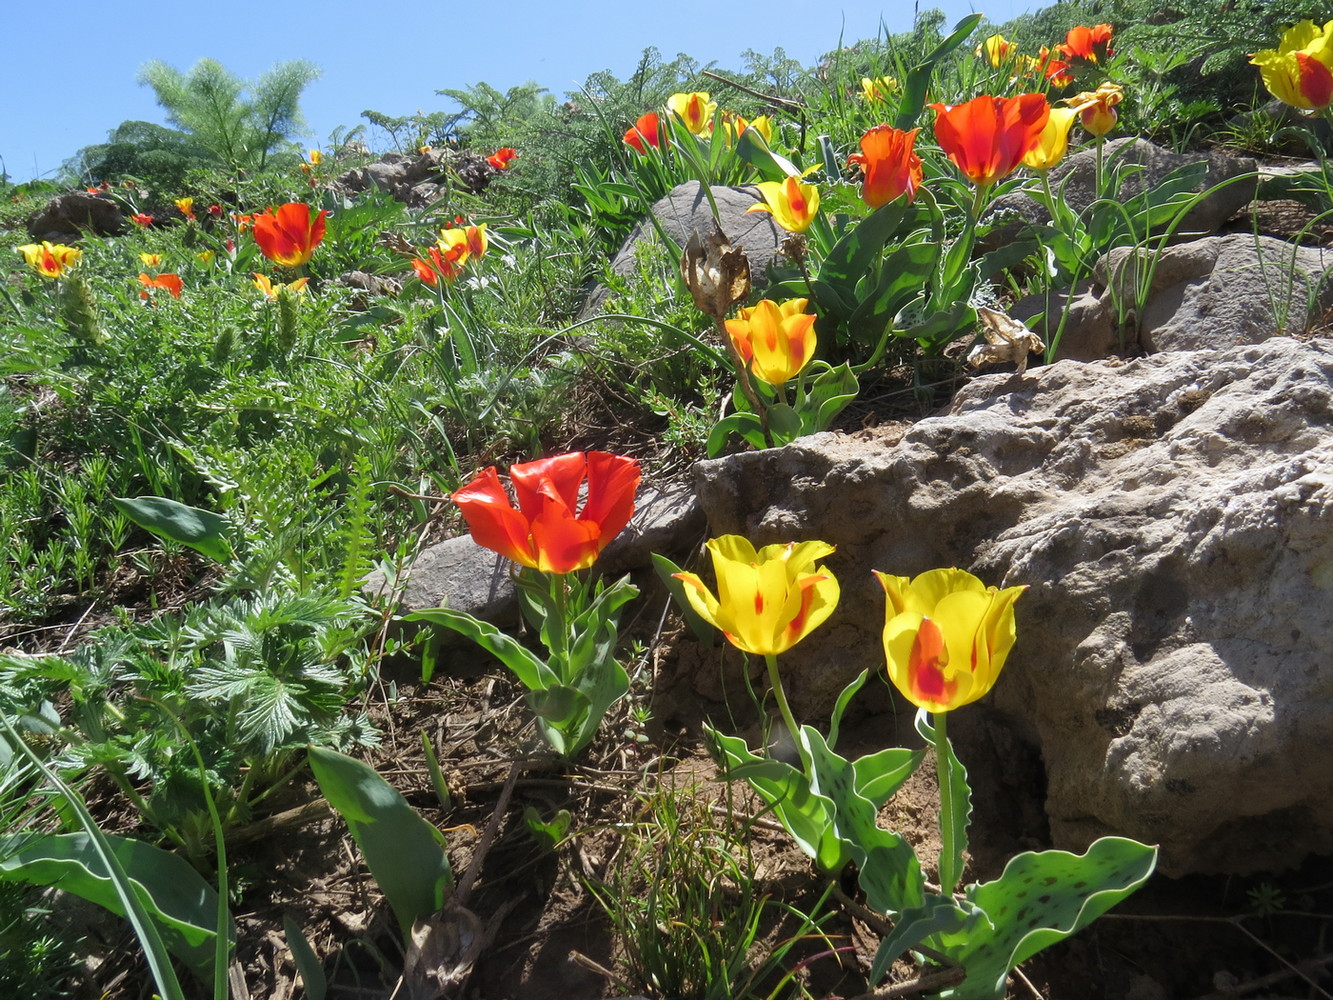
452;451;641;574
847;125;923;208
412;242;467;287
623;112;667;154
1058;23;1114;64
130;213;154;227
252;202;327;267
208;204;223;217
138;273;183;299
1038;47;1075;88
486;147;518;170
928;93;1050;188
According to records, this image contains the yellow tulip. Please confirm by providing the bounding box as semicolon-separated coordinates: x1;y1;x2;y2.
667;91;717;134
860;76;899;103
196;250;215;265
874;568;1025;714
17;241;80;278
976;33;1014;67
175;197;194;218
675;536;840;657
139;253;163;268
724;298;817;385
252;273;309;300
1067;81;1124;137
1250;20;1333;110
439;223;488;264
308;148;323;165
746;175;820;233
1022;106;1081;170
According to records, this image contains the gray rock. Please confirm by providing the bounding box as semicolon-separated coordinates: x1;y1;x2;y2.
690;336;1333;875
988;137;1257;241
26;192;126;241
1012;234;1333;359
583;181;785;316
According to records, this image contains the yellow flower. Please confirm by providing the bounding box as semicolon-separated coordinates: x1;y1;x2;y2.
675;536;840;656
139;253;163;268
438;223;488;264
252;273;310;300
1022;106;1081;170
308;148;323;165
1250;20;1333;110
1067;81;1124;137
746;175;820;233
724;298;817;385
17;241;80;278
196;250;215;265
175;197;194;217
976;33;1014;66
860;76;899;103
874;568;1025;714
667;91;717;133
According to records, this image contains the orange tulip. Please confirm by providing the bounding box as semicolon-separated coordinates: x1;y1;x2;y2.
138;273;182;299
453;451;641;574
413;242;468;286
1058;23;1114;64
928;93;1050;188
486;148;517;170
252;202;327;267
624;112;666;154
848;125;923;208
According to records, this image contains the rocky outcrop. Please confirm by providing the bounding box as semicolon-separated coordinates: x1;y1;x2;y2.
689;336;1333;876
26;192;126;241
1013;234;1333;360
988;137;1257;241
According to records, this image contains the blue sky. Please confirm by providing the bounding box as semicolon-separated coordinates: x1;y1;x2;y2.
3;0;1036;183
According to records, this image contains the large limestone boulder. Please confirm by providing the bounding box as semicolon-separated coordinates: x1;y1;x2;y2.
988;137;1257;240
1012;235;1333;360
689;336;1333;875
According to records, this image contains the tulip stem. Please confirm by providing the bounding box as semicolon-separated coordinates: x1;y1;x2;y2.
714;315;771;444
765;653;804;761
933;710;960;898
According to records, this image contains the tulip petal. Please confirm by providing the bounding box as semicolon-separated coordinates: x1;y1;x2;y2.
510;452;587;520
453;467;538;568
580;451;640;544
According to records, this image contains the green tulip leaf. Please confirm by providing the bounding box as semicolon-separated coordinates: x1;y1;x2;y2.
0;831;230;984
308;746;453;941
112;495;233;563
707;411;766;457
405;608;556;691
929;837;1158;999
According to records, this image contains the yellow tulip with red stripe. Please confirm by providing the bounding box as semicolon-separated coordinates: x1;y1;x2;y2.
676;536;839;656
746;175;820;233
724;297;817;385
874;568;1025;713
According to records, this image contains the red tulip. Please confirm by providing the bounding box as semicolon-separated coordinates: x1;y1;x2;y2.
623;112;666;154
138;273;183;299
1058;23;1114;64
928;93;1050;188
486;147;518;170
453;451;640;574
847;125;923;208
252;202;327;267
